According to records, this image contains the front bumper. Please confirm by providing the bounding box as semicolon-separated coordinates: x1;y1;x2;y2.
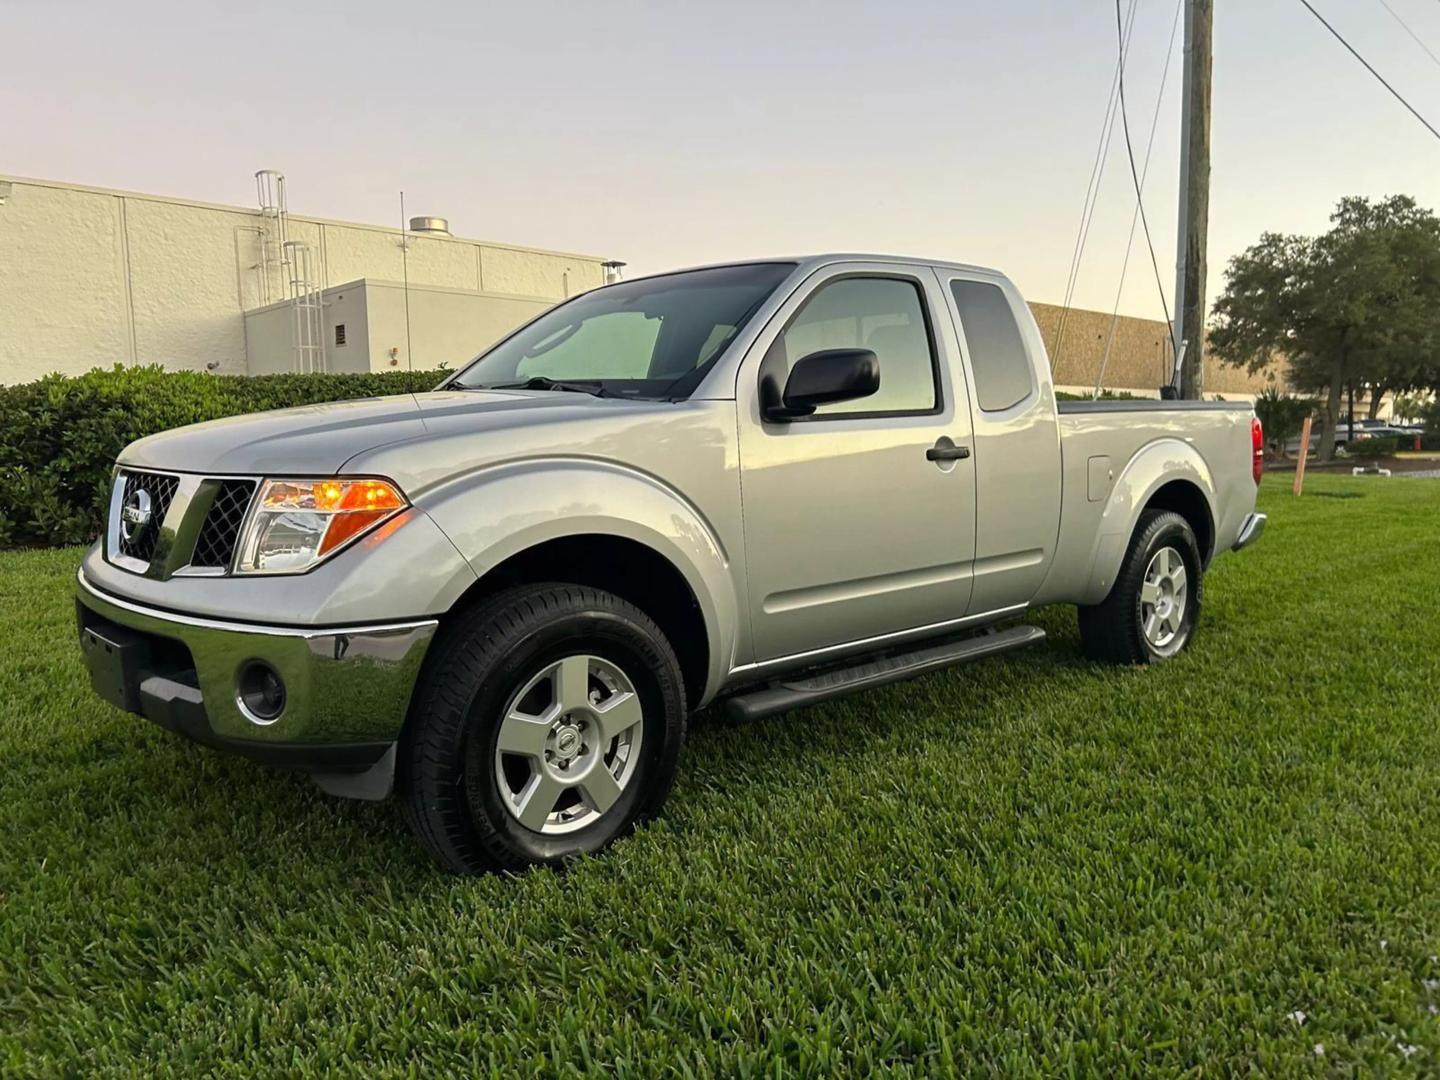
75;571;437;798
1232;511;1267;551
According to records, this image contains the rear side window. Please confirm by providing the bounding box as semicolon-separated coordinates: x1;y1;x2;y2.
951;280;1033;412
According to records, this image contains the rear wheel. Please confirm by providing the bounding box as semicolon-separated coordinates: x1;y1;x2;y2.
401;584;687;874
1077;509;1202;665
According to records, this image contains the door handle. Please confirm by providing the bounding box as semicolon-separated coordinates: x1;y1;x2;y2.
926;441;971;462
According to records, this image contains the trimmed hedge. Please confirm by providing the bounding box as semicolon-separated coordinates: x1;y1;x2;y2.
1053;390;1143;402
1346;436;1401;459
0;366;447;549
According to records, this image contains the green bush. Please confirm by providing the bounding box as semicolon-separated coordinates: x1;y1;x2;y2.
1422;399;1440;438
1053;390;1143;401
0;366;447;549
1346;436;1400;459
1253;388;1317;459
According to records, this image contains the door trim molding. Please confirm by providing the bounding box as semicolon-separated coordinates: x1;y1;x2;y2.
761;560;975;615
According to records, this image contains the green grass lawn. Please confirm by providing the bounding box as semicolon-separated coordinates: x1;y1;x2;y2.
4;474;1440;1075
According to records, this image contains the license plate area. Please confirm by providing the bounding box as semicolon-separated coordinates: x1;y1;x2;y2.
79;617;153;714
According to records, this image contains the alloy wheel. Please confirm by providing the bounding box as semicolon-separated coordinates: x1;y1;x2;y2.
1140;546;1189;655
492;654;645;835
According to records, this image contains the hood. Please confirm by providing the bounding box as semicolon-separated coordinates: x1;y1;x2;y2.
119;394;429;476
117;389;656;477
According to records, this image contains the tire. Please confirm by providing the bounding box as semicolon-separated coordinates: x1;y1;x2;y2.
400;584;687;874
1077;509;1203;666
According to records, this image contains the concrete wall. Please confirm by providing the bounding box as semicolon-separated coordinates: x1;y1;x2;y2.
357;281;551;373
0;182;136;376
0;175;608;384
244;279;552;375
323;286;372;374
1;173;1289;396
1030;301;1289;399
242;307;297;377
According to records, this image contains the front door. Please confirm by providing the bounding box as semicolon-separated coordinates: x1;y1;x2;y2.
736;264;978;664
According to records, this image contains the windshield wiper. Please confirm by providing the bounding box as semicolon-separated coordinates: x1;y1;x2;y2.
482;376;609;398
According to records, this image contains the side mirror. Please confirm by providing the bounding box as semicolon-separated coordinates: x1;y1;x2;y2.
764;348;880;421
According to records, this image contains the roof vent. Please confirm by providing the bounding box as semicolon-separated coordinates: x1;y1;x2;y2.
408;216;450;236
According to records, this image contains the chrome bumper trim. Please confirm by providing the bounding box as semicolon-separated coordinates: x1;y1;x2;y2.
1233;511;1267;551
76;570;438;747
77;570;436;639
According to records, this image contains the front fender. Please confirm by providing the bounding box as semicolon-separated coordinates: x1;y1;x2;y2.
415;458;738;703
1078;438;1217;606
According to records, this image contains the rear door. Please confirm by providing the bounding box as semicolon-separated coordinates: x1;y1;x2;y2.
735;262;978;664
939;271;1063;613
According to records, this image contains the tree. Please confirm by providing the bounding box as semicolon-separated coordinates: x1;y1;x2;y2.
1252;388;1316;459
1210;196;1440;461
1422;398;1440;438
1393;392;1429;425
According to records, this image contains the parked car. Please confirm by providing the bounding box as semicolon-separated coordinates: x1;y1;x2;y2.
1284;430;1346;455
1281;417;1408;454
75;254;1266;873
1348;418;1391;435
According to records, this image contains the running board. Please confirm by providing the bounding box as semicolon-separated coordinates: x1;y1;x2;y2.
722;624;1047;723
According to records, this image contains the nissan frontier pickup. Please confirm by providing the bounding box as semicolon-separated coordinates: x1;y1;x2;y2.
76;255;1266;873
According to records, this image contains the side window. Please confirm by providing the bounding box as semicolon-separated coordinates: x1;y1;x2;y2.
770;277;937;415
950;280;1033;412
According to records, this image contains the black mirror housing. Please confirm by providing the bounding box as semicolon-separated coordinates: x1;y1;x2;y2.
765;348;880;421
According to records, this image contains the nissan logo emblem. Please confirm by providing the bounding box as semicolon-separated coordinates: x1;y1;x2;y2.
120;488;153;543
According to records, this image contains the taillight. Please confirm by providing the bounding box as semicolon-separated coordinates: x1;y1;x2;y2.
1251;416;1264;485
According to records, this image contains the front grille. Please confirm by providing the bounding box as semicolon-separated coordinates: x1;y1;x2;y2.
191;480;257;570
115;470;180;564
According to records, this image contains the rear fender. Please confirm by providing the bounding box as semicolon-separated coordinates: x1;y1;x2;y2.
1078;438;1216;606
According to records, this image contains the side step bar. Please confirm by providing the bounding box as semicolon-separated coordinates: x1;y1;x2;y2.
723;624;1046;723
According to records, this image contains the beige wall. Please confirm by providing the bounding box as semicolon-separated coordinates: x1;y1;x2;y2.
358;282;551;373
0;175;608;384
244;279;552;375
2;174;1291;395
0;183;136;376
1029;301;1289;399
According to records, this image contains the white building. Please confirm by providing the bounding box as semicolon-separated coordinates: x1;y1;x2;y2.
0;174;613;384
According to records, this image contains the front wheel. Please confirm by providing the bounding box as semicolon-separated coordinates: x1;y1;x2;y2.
400;584;687;874
1077;509;1203;665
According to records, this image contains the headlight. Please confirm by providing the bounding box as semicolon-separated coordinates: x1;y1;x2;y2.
234;478;408;574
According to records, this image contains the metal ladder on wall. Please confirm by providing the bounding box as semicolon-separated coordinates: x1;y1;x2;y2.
284;240;325;373
255;170;326;372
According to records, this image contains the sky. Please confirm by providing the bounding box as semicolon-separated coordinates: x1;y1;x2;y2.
6;0;1440;321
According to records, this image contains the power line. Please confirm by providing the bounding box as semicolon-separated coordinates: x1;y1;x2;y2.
1096;0;1185;397
1053;0;1140;371
1114;0;1175;337
1054;0;1136;370
1297;0;1440;143
1376;0;1440;72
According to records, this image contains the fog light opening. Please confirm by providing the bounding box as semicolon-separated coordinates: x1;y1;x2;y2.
237;661;286;725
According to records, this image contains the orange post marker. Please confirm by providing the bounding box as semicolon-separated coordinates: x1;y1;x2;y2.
1293;416;1313;496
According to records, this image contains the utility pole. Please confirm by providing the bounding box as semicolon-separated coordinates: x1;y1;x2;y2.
1172;0;1213;399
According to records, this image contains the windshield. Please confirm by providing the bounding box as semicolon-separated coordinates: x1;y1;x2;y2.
450;262;796;398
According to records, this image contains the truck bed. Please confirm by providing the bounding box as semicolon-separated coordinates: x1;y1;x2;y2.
1030;398;1257;608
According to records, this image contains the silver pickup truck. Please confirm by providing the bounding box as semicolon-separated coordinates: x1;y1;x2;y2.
76;255;1266;873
